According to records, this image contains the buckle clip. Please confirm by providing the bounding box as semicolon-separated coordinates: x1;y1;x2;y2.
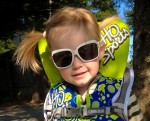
61;106;83;118
111;106;123;114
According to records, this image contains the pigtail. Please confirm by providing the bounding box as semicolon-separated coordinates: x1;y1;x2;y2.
13;31;43;73
99;15;120;30
99;15;120;46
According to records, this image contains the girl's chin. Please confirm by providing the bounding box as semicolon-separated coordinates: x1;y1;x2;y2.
74;81;90;89
73;77;92;87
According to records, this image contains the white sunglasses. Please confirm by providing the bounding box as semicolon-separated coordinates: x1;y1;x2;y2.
52;40;100;69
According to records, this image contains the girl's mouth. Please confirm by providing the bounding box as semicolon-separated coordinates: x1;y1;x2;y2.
72;71;87;77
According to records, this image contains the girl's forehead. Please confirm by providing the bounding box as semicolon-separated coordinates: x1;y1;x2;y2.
50;26;92;50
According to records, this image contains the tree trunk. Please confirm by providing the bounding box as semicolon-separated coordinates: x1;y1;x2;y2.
133;0;150;120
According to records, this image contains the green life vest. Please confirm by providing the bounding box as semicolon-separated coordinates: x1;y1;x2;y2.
44;67;134;121
39;19;132;121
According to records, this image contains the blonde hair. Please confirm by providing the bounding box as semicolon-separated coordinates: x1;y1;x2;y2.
98;15;121;46
99;15;120;30
46;7;100;47
14;7;101;73
13;31;43;73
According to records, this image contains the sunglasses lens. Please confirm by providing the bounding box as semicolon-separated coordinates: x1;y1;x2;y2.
78;43;98;61
53;51;72;68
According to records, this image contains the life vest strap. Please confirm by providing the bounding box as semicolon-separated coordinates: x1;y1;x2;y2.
112;67;134;121
51;106;124;119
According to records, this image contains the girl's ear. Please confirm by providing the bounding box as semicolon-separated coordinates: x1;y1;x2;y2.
99;44;105;60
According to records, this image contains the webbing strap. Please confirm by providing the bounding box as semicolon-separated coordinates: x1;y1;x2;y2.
113;67;134;121
52;106;123;119
113;67;131;105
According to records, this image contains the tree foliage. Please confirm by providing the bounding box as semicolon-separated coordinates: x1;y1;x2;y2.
51;0;117;20
0;0;49;39
0;0;117;40
0;40;16;54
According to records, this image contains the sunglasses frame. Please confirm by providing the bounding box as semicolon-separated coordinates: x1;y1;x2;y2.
52;40;100;69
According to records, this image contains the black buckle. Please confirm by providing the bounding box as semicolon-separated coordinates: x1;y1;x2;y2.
61;107;83;118
111;106;123;114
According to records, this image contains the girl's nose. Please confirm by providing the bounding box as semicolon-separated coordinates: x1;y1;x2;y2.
72;56;82;69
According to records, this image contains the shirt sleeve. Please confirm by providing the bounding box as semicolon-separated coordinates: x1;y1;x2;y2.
128;92;144;121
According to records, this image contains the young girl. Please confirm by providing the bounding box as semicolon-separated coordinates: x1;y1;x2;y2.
14;7;143;121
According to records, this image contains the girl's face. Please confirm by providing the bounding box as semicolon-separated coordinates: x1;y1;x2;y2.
50;26;104;94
